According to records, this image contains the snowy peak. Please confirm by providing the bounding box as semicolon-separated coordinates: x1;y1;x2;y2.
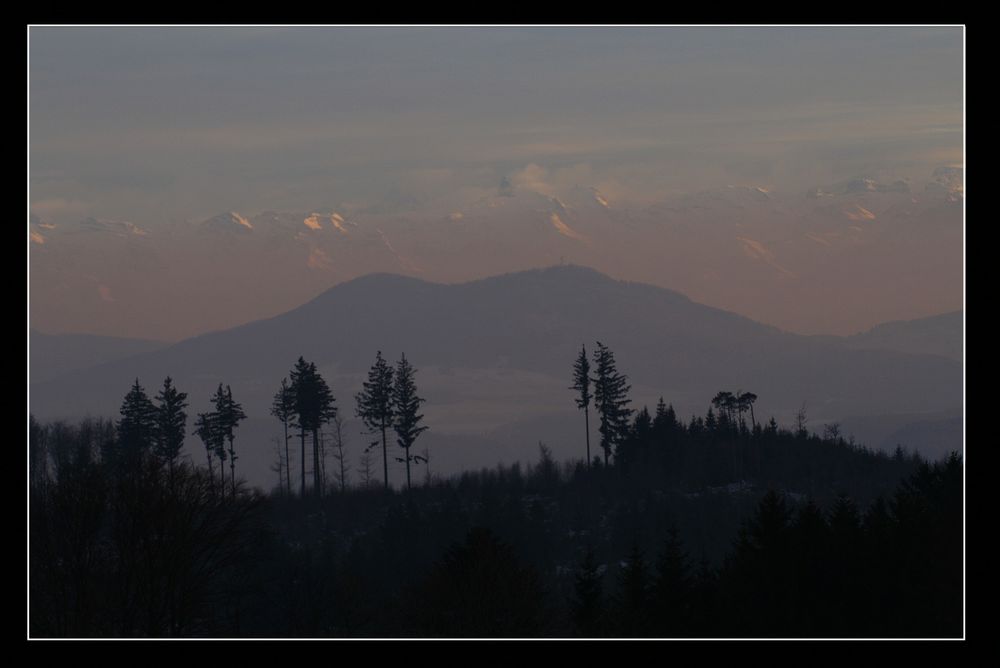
303;211;352;234
30;216;54;245
809;176;910;198
201;211;253;233
549;212;586;241
925;166;963;201
843;203;877;222
564;185;614;212
78;217;149;237
726;184;771;201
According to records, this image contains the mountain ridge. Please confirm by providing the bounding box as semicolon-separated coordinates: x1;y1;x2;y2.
29;265;962;489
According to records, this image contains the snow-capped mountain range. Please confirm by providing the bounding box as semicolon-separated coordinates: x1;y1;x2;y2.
30;170;963;342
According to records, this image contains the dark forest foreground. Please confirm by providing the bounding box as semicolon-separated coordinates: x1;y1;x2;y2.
29;411;962;638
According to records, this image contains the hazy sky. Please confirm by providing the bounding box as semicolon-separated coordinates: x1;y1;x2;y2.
30;26;963;222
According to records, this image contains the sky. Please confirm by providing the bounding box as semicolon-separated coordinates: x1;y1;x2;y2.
29;26;964;340
30;26;963;221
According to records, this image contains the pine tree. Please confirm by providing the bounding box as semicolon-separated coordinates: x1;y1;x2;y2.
392;353;428;491
570;546;605;637
289;357;313;497
270;377;296;498
570;344;593;467
288;358;336;498
591;342;632;467
355;351;395;491
308;366;337;497
154;377;188;482
739;391;758;429
653;398;678;442
118;378;158;455
711;391;735;431
616;540;651;637
212;384;246;499
651;527;691;636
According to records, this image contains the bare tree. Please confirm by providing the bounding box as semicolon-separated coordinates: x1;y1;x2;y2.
269;436;285;497
331;415;350;493
270;378;296;498
795;402;809;437
823;422;841;442
359;448;376;489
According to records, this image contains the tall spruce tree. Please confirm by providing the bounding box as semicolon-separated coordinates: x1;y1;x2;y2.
286;358;335;497
208;385;230;496
212;384;247;498
289;357;313;497
392;353;428;491
570;344;593;467
118;378;158;456
356;351;395;491
270;377;296;497
305;364;336;497
591;342;633;466
571;546;605;637
652;527;691;636
616;540;652;637
193;411;221;496
154;376;188;482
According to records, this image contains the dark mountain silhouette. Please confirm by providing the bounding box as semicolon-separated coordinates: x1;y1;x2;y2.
29;330;168;383
29;266;962;487
836;311;962;362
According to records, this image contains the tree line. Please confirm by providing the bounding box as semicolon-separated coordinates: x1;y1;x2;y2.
28;342;961;637
565;452;962;637
103;351;429;501
29;408;960;637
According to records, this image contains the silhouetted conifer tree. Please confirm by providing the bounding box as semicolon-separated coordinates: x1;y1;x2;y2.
571;546;605;637
212;384;246;499
689;555;717;637
827;495;862;635
790;499;830;634
270;378;296;497
570;344;593;467
154;377;188;484
653;397;677;434
290;358;337;497
308;367;337;497
711;392;735;430
739;392;758;430
356;351;395;490
651;527;691;636
118;378;157;455
615;540;652;637
414;527;546;637
726;490;793;635
392;353;428;491
705;407;717;432
591;342;632;466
